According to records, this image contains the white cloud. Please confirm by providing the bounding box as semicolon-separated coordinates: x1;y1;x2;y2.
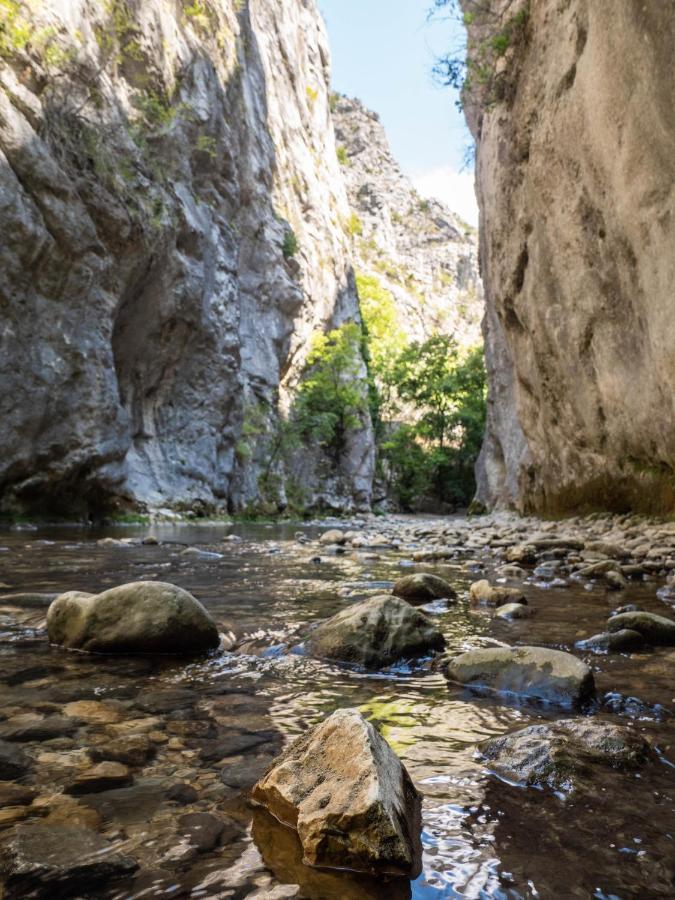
412;167;479;228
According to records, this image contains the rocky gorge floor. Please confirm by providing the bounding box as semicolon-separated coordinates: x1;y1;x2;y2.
0;512;673;897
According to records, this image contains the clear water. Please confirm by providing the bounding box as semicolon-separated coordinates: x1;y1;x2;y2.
0;520;673;898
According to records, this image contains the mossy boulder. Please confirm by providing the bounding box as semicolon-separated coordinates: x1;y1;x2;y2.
308;595;445;669
47;582;220;655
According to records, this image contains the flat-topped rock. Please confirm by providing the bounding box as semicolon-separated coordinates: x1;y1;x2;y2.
308;595;445;669
444;646;594;707
47;582;220;655
251;708;422;877
607;611;675;645
392;573;457;604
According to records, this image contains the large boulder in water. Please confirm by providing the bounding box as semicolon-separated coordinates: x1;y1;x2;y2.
308;595;445;668
251;708;422;877
481;719;652;792
47;582;220;655
444;646;594;707
392;573;457;604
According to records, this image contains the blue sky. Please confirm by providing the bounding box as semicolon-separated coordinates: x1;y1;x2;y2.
319;0;478;225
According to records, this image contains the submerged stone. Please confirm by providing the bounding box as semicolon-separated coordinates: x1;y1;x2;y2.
444;646;594;707
308;594;445;668
251;708;422;877
392;573;457;604
481;719;652;792
575;629;645;653
0;824;137;896
47;582;220;655
469;580;527;608
494;602;534;620
607;611;675;645
0;742;30;780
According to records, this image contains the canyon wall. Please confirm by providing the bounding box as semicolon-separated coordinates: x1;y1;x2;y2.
0;0;373;517
465;0;675;514
333;95;482;348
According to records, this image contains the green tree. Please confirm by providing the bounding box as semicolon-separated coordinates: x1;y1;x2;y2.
383;338;487;508
292;323;369;457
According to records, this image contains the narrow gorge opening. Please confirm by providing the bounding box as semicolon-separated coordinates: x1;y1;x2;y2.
1;2;674;899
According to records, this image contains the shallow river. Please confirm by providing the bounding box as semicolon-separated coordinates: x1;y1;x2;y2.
0;519;673;898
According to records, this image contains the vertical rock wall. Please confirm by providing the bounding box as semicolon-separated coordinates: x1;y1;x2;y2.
465;0;675;514
0;0;374;516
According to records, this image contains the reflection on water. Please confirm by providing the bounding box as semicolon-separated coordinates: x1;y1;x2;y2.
0;521;673;898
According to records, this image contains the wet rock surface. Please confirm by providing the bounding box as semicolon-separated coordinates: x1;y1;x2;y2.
308;594;445;668
444;646;594;707
481;720;652;792
47;582;220;654
392;573;457;604
0;824;138;898
252;709;422;876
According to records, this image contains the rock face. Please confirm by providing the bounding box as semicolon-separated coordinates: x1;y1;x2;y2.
308;594;445;668
0;0;374;517
444;646;594;707
333;96;482;348
481;719;652;792
47;582;220;654
464;0;675;514
251;708;422;877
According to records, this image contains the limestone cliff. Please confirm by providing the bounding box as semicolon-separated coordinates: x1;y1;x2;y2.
0;0;373;517
464;0;675;514
333;95;482;348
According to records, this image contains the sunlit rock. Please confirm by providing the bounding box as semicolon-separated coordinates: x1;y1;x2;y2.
251;708;422;877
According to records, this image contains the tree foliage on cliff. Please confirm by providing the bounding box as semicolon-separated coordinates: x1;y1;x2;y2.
380;339;487;509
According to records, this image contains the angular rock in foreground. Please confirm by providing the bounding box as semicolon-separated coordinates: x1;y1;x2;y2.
392;573;457;604
481;719;652;792
607;611;675;646
47;582;220;655
251;708;422;877
0;825;137;897
444;646;594;707
308;595;445;669
469;580;526;608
